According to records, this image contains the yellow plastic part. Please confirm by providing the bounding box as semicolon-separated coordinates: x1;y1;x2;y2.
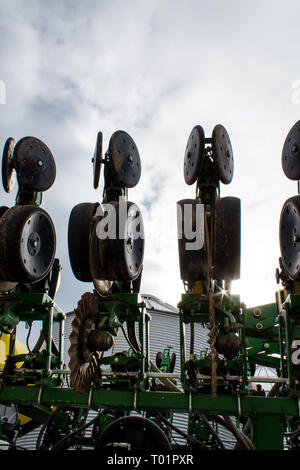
0;333;32;426
0;333;28;367
192;281;203;294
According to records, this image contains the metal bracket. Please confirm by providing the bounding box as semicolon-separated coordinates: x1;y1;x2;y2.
189;391;193;414
37;385;43;406
88;387;93;408
237;393;242;419
133;388;138;411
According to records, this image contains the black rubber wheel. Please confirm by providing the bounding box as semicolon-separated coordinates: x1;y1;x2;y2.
170;352;176;372
282;120;300;180
177;199;206;281
214;197;241;281
2;137;16;193
13;136;56;192
279;195;300;280
183;125;205;185
93;131;103;190
94;416;171;451
212;124;234;184
109;131;141;188
0;205;56;283
68;202;99;282
93;200;144;281
156;351;163;368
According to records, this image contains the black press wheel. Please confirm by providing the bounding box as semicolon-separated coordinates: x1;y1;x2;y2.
212;124;234;185
68;202;99;282
183;125;205;185
279;195;300;280
2;137;16;193
94;416;171;452
93;200;144;281
0;205;56;283
108;131;141;188
13;136;56;192
177;198;206;282
214;197;241;281
282;120;300;180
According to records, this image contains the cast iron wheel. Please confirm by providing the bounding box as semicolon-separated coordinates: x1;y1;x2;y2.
68;202;99;282
2;137;16;193
279;195;300;280
177;198;206;281
94;415;171;451
212;124;234;184
93;131;103;190
214;197;241;281
282;120;300;180
0;205;56;283
108;130;141;188
92;200;144;281
13;136;56;192
183;125;205;185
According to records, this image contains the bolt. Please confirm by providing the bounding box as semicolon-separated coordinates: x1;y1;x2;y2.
37;160;43;167
292;144;298;154
253;308;262;319
256;322;263;330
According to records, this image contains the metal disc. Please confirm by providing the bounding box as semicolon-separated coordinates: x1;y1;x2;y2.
93;131;103;189
279;195;300;280
183;125;205;185
68;292;101;394
109;131;141;188
13;136;56;191
214;197;241;281
0;205;56;283
177;199;206;282
94;416;171;451
2;137;16;193
68;202;99;282
282;121;300;180
212;124;234;184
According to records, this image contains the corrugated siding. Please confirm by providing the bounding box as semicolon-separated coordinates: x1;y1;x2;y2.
17;300;237;449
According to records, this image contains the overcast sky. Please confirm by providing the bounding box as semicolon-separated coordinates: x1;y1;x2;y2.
1;0;300;332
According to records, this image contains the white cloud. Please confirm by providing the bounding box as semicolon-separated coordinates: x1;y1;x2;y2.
1;0;300;317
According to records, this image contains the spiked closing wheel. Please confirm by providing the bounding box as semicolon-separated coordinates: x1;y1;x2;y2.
93;131;103;189
0;205;56;283
282;121;300;180
13;136;56;191
212;124;234;184
2;137;16;193
214;197;241;281
183;125;205;185
90;200;144;282
68;202;99;282
68;292;102;394
279;195;300;280
109;131;141;188
177;199;206;282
